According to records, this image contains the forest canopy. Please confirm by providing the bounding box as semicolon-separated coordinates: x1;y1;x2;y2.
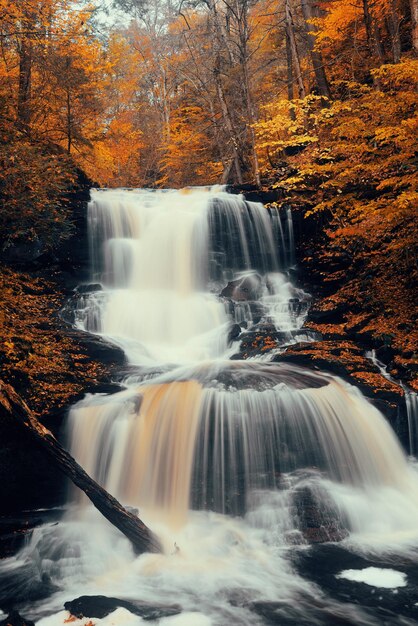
0;0;417;320
1;0;417;188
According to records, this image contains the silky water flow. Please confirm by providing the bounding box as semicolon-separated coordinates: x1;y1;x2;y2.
3;187;418;626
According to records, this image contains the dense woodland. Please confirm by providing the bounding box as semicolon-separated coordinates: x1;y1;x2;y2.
0;0;417;388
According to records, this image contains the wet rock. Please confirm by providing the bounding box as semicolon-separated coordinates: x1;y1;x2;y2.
308;305;347;325
234;328;284;357
221;273;262;301
227;323;241;344
74;283;103;294
231;324;295;360
0;509;62;559
64;596;182;621
293;484;349;544
0;611;35;626
226;185;283;205
65;330;126;367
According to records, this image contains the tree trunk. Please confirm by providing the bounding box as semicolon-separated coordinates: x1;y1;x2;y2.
300;0;331;100
237;1;261;187
362;0;385;60
0;380;161;555
207;0;244;184
387;0;402;62
285;28;297;120
17;31;32;130
214;61;243;184
285;0;306;99
66;90;72;153
411;0;418;54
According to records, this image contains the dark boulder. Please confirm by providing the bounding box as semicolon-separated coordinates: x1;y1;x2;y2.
65;330;126;367
227;323;241;344
221;273;262;301
64;596;182;621
292;483;349;544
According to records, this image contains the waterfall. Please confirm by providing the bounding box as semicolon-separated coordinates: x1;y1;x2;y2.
67;186;418;536
78;188;296;364
4;187;418;626
68;362;414;527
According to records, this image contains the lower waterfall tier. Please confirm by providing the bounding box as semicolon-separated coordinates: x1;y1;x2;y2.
68;362;418;529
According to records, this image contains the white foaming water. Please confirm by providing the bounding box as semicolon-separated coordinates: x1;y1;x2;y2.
86;188;229;363
336;567;407;588
76;187;301;364
3;187;418;626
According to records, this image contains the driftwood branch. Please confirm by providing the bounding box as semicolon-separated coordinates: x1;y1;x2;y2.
0;380;161;555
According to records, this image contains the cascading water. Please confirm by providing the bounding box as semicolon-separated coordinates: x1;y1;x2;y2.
75;187;301;363
3;187;418;626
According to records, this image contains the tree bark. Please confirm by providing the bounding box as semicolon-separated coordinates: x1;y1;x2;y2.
236;0;261;187
207;0;244;184
214;61;243;184
285;0;306;99
285;28;297;121
411;0;418;54
17;30;32;130
0;380;161;555
300;0;331;100
362;0;385;60
387;0;402;62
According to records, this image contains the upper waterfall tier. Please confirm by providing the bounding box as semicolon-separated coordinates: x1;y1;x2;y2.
78;187;299;365
88;187;293;288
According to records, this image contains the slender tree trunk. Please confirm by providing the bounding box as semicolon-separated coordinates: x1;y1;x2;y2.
213;62;243;184
0;380;161;555
17;30;32;130
221;158;235;183
66;90;72;153
300;0;331;100
362;0;385;60
206;0;244;184
242;69;261;187
285;28;297;120
411;0;418;54
65;57;72;153
208;98;230;180
206;0;235;64
285;0;306;99
237;1;261;187
387;0;402;62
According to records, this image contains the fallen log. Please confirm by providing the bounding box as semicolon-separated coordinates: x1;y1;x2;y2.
0;380;161;554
